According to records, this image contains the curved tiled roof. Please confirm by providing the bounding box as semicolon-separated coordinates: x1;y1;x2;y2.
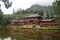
40;19;54;21
25;14;41;18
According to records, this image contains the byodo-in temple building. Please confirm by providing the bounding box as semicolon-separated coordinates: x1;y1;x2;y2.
10;14;58;28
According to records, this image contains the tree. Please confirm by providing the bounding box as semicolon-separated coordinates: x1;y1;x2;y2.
45;11;50;19
1;0;12;9
39;10;44;16
0;0;12;26
53;0;60;26
0;5;3;25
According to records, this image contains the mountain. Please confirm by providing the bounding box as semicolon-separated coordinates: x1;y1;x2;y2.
26;4;54;18
26;4;42;12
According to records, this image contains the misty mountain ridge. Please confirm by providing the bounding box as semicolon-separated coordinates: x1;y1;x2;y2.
26;4;54;18
14;4;55;18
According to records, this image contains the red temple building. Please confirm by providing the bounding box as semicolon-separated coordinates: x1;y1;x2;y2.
10;18;25;26
10;14;58;28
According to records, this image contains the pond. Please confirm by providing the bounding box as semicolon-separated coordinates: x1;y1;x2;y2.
0;27;60;40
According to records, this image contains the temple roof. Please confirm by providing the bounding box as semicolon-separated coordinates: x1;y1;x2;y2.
40;19;54;21
10;18;25;22
11;20;25;22
25;14;41;18
14;18;20;20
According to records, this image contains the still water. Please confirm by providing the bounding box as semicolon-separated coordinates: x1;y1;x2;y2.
0;27;60;40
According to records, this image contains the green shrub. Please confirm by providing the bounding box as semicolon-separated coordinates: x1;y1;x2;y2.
32;24;36;27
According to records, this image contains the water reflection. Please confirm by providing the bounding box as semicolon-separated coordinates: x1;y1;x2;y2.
0;27;10;40
0;27;60;40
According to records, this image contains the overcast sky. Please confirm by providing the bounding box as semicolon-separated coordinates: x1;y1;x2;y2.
0;0;55;14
